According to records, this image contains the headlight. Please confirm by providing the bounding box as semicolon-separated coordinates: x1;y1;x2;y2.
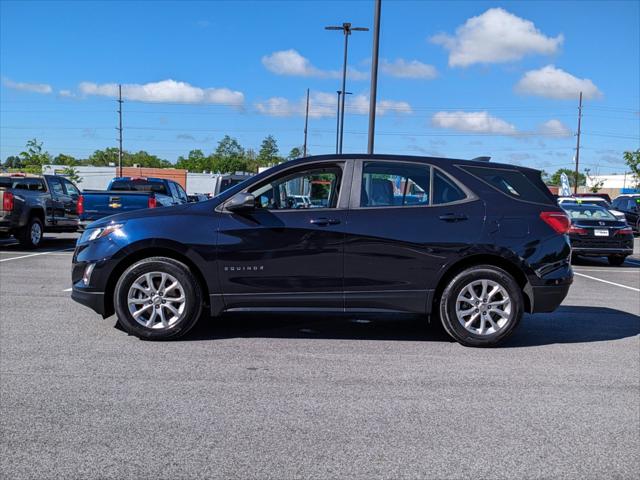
80;223;124;243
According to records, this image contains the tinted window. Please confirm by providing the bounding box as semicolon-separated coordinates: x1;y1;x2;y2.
463;166;550;204
361;162;430;207
433;169;466;204
110;179;168;195
250;166;341;210
63;180;80;196
0;177;46;191
48;177;65;196
174;182;188;202
220;178;246;193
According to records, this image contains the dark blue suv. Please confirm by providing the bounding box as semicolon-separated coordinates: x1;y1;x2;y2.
71;155;573;347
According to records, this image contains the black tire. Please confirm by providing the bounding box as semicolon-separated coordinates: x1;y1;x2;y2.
114;256;203;340
608;255;627;266
17;216;44;249
439;265;524;347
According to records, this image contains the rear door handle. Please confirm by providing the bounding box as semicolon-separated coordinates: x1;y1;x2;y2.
439;213;468;222
310;217;341;226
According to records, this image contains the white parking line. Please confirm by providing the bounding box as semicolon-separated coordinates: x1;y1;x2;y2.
574;272;640;292
574;268;640;273
63;288;72;292
0;248;74;263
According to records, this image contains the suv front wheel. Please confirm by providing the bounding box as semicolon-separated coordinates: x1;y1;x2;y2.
114;257;203;340
439;265;523;347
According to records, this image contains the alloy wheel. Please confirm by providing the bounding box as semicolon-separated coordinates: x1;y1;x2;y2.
127;272;186;329
30;222;42;246
455;279;512;336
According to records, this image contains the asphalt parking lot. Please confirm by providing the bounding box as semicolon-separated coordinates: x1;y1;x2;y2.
1;233;639;479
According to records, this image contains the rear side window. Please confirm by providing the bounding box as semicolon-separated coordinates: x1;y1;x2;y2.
462;166;551;204
361;162;430;207
433;169;466;205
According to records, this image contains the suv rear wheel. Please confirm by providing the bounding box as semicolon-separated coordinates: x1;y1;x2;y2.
439;265;523;347
114;257;203;340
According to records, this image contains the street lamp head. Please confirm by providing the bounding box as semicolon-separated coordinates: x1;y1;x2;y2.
351;27;369;32
325;26;343;31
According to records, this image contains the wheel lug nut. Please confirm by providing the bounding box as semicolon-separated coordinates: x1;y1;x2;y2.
475;308;479;312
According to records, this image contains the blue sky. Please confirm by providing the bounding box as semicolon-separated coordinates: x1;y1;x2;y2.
1;0;638;174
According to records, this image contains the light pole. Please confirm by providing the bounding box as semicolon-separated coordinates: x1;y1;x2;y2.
335;90;352;153
325;22;368;154
367;0;382;154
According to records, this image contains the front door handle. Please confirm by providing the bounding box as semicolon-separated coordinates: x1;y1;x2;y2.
310;217;341;226
439;213;468;222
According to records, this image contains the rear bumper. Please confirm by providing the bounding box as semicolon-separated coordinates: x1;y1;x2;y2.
530;283;571;313
71;287;107;316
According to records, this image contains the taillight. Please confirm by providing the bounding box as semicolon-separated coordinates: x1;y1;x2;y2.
568;226;587;235
2;192;14;211
148;196;157;209
615;227;633;236
540;211;570;234
77;195;84;215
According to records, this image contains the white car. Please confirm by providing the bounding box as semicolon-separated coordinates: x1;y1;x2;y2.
557;196;627;222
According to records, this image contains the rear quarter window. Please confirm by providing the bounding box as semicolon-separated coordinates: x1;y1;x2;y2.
462;166;552;204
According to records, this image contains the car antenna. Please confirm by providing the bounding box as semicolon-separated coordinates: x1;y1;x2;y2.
471;156;491;162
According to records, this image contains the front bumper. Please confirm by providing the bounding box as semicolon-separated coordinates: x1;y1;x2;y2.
571;247;633;256
71;287;107;316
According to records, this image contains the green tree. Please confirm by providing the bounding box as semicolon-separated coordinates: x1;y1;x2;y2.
62;166;82;184
210;136;247;173
3;155;22;169
176;149;208;171
257;135;281;167
550;168;586;187
128;150;170;168
287;147;302;160
19;138;52;171
87;148;120;166
54;153;78;166
623;149;640;188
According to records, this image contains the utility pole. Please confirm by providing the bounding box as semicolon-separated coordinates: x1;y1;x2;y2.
574;91;582;195
117;84;123;177
325;22;369;154
367;0;382;154
303;88;310;157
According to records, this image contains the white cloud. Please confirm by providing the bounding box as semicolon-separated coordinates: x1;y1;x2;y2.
3;78;52;94
538;119;572;137
380;58;438;79
78;79;244;105
261;49;367;80
515;65;602;100
255;91;412;118
430;8;563;67
431;111;517;135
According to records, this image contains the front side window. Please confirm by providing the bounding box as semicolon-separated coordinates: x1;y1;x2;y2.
249;166;341;210
360;162;430;207
48;178;65;196
63;180;80;196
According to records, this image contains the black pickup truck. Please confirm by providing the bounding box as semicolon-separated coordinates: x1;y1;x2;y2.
0;173;81;248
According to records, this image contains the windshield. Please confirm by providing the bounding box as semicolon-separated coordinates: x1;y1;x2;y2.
561;199;610;209
563;205;616;221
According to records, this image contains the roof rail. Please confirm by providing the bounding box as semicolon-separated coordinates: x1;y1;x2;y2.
471;156;491;162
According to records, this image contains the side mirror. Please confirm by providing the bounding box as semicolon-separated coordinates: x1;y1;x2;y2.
226;192;256;212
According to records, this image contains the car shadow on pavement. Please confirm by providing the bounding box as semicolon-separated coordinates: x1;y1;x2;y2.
503;306;640;348
0;235;77;251
179;306;640;347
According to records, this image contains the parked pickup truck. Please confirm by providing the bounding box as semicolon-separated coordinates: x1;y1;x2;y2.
79;177;189;228
0;173;81;248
